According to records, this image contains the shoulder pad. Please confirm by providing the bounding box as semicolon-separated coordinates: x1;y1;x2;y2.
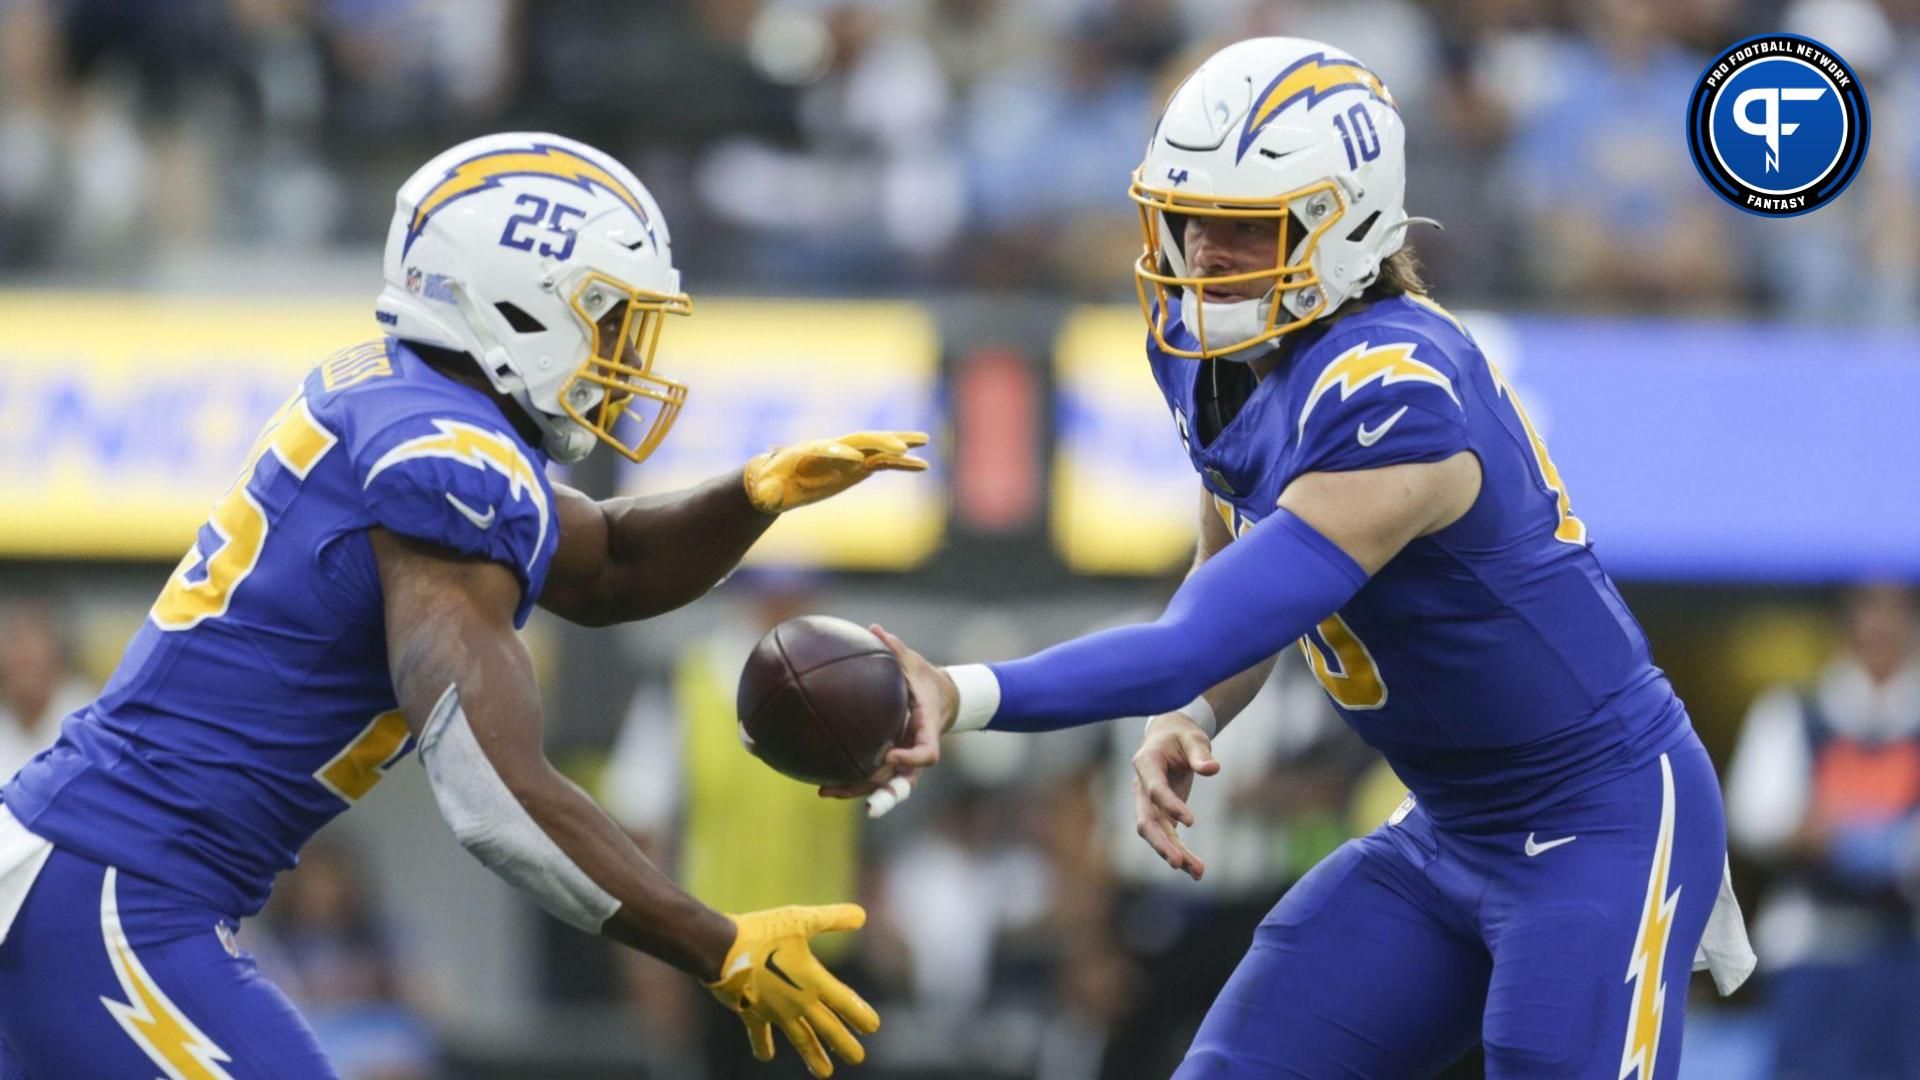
1296;337;1460;439
1290;330;1468;475
360;416;555;624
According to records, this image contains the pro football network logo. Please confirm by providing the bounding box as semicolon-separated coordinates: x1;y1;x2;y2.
1686;34;1869;217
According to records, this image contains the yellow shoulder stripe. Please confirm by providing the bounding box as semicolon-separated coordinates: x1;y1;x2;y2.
365;419;550;566
1297;342;1459;438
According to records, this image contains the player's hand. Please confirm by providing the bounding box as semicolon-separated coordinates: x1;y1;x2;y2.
1132;711;1220;881
816;625;950;818
743;431;929;514
706;904;881;1078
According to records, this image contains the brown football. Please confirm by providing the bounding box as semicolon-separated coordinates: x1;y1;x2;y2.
736;615;909;786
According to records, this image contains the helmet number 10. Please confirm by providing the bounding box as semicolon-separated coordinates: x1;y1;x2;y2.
1330;105;1381;171
499;194;586;260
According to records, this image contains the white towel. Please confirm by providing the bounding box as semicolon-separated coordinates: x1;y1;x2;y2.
1692;856;1757;995
0;806;53;946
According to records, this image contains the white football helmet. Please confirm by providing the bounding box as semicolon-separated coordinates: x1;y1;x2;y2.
1131;38;1414;360
376;132;692;463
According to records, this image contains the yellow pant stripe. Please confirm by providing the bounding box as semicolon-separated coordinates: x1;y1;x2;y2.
1618;754;1680;1080
98;867;237;1080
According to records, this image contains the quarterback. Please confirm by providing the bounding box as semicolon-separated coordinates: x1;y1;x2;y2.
850;39;1753;1078
0;133;912;1078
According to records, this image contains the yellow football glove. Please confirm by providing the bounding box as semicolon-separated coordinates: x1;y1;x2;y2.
743;431;929;514
705;904;881;1077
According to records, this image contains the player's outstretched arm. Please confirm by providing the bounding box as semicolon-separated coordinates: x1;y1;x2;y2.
538;432;927;627
845;454;1482;813
374;530;878;1076
377;527;734;967
540;475;777;626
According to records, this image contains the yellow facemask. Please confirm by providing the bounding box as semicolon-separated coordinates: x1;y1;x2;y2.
1129;170;1348;360
560;270;693;463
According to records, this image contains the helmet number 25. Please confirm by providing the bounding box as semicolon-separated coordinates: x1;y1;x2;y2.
498;194;586;261
1329;105;1381;171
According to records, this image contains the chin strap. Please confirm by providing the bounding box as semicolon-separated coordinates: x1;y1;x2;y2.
1184;287;1282;362
543;424;596;463
1214;337;1282;368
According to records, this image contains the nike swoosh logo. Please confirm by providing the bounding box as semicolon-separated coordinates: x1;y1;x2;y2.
1356;405;1410;447
764;948;803;991
1524;832;1577;857
445;493;498;530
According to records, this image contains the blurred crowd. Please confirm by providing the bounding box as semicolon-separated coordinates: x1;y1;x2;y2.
3;0;1919;321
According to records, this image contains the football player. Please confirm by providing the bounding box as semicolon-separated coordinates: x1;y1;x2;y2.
0;133;917;1079
843;39;1753;1078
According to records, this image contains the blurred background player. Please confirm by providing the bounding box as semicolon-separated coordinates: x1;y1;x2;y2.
0;600;92;782
0;131;921;1079
856;36;1754;1078
1726;583;1920;1077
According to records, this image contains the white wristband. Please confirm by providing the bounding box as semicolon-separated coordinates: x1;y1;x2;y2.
944;664;1001;733
1152;695;1216;738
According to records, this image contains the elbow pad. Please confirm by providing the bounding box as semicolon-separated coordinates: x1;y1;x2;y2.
418;685;620;934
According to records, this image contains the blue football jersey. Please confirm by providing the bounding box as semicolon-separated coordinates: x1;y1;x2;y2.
1149;294;1689;829
0;339;559;917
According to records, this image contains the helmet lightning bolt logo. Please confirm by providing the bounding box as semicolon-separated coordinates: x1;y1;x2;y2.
404;143;650;256
99;868;237;1080
1619;755;1681;1080
1238;53;1396;161
1297;342;1459;438
366;420;551;566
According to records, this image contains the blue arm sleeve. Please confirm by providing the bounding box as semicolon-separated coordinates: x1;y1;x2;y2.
985;510;1368;732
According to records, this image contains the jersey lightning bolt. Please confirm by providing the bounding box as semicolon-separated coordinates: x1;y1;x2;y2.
367;419;552;566
1296;341;1458;437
